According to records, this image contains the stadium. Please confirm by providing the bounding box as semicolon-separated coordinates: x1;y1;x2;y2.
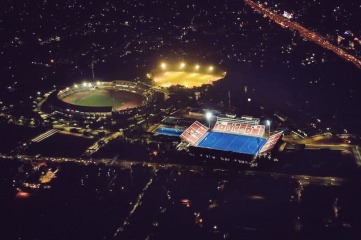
178;116;283;164
150;62;226;88
45;80;155;117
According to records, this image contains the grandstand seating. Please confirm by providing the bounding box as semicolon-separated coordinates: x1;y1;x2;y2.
180;121;209;146
50;80;155;115
259;131;283;154
213;118;265;137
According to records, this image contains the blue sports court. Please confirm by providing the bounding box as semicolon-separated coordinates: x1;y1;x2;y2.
156;127;184;137
197;132;267;155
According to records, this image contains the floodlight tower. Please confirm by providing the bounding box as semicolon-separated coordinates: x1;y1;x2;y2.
266;120;271;136
206;112;213;128
180;62;186;70
228;91;231;109
161;63;166;70
247;98;251;114
90;60;96;80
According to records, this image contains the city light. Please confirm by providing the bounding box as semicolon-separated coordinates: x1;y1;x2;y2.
83;82;87;87
195;64;200;70
245;0;361;69
209;66;214;71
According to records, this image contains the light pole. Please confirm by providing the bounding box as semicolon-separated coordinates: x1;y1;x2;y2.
206;112;212;128
266;120;271;136
90;60;96;80
247;98;251;114
180;62;186;70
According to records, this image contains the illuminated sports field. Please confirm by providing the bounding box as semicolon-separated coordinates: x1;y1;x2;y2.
61;89;143;111
153;71;223;88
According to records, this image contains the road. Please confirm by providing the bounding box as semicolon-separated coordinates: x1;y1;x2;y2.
0;153;345;187
244;0;361;69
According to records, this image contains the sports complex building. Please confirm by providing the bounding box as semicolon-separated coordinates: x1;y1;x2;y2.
154;116;283;164
44;80;156;117
180;117;283;163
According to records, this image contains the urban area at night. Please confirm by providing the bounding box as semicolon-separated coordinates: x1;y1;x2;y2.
1;0;361;239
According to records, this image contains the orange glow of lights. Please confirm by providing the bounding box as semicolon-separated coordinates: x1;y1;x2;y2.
16;191;30;198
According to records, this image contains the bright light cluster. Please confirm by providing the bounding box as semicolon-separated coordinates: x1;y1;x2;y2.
159;62;215;72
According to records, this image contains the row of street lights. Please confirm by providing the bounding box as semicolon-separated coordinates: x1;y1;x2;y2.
160;62;214;72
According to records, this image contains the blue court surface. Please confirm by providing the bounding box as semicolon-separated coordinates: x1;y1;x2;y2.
156;127;184;137
197;132;267;155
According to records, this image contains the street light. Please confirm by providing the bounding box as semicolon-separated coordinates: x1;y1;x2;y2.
195;64;200;71
209;66;214;71
206;112;212;128
266;120;271;136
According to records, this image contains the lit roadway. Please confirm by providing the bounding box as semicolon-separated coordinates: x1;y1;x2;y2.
0;153;345;187
244;0;361;69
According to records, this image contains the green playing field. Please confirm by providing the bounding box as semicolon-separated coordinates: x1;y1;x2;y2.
153;71;223;88
61;89;142;110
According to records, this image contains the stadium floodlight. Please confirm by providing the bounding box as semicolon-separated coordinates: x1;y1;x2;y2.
266;120;271;136
195;64;200;70
161;63;166;70
209;66;214;71
206;112;213;128
180;62;186;69
247;98;251;114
